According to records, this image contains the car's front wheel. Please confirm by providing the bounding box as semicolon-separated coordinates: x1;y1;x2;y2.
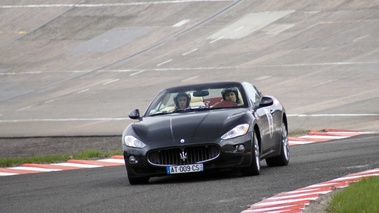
241;130;260;176
266;121;289;167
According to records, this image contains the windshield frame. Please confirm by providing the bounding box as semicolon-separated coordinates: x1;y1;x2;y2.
143;82;248;117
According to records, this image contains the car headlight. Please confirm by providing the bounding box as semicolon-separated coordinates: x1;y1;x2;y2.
124;136;146;148
221;124;250;140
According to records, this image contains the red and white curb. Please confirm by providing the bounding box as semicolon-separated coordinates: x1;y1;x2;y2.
0;156;125;176
288;129;373;146
240;129;376;213
0;129;373;177
1;129;377;212
241;168;379;213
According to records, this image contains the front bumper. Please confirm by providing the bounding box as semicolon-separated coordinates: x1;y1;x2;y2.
123;134;254;178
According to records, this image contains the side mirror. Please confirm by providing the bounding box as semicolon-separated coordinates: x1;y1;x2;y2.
259;96;273;107
128;109;141;120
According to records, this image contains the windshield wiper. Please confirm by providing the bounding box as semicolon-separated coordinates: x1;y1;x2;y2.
176;106;210;112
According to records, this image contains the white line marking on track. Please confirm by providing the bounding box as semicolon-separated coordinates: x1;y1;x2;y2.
181;76;199;82
304;11;320;14
0;70;89;75
77;88;89;94
234;26;244;32
311;79;337;87
157;59;172;66
153;66;237;71
258;61;379;67
102;79;119;85
16;105;33;112
353;35;370;43
210;36;224;43
173;19;190;27
44;99;55;104
255;76;271;81
3;61;379;76
130;70;145;76
182;48;198;56
0;71;42;75
0;1;232;9
100;69;135;73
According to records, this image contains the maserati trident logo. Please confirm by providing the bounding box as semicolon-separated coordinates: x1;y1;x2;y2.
180;139;185;143
179;150;187;162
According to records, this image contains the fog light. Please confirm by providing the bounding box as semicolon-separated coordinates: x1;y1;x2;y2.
237;144;245;152
129;156;138;164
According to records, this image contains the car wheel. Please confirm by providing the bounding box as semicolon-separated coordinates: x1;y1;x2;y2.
266;121;289;167
126;167;150;185
241;130;260;176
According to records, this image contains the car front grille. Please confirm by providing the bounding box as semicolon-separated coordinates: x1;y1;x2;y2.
148;145;220;166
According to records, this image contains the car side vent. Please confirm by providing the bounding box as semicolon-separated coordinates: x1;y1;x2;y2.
148;145;220;166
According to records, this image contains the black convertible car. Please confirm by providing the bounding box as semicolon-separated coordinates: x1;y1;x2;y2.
122;81;289;184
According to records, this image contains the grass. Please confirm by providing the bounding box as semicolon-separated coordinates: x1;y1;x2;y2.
288;129;309;137
0;150;123;167
326;176;379;213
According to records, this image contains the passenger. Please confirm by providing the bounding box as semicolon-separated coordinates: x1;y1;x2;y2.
173;92;191;111
221;88;241;104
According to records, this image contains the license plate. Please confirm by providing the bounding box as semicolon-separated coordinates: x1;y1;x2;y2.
166;164;204;174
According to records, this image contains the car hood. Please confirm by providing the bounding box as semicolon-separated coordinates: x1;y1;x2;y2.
130;109;248;145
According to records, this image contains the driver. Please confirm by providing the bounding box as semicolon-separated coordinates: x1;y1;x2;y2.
173;92;191;111
221;88;241;104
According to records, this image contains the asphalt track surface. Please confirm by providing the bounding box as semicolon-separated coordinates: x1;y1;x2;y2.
1;0;379;212
1;134;379;213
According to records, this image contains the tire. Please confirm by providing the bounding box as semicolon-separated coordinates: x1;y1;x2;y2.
266;121;289;167
241;131;260;176
126;166;150;185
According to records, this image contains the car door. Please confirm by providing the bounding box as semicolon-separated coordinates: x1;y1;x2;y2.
242;83;276;153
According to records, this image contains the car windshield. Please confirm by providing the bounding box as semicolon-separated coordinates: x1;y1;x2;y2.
146;86;246;116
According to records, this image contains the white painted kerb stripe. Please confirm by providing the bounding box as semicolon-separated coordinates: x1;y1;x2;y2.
0;172;19;176
289;141;313;145
266;191;331;200
299;135;348;139
253;197;318;207
9;167;61;172
52;163;102;168
98;159;124;164
243;205;295;213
